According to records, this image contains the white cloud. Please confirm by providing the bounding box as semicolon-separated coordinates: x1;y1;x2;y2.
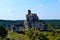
8;9;15;13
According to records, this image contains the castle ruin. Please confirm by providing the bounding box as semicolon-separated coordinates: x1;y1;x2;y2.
24;10;46;30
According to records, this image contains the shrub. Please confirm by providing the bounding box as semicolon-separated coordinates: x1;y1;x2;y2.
0;25;8;39
38;33;49;40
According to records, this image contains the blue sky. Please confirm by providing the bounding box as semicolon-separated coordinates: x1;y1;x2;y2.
0;0;60;20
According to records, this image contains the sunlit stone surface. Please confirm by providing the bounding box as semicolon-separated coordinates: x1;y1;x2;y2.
24;10;45;30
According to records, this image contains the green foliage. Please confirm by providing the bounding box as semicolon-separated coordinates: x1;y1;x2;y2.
6;28;60;40
48;24;57;30
38;34;49;40
0;24;60;40
0;25;8;39
26;28;49;40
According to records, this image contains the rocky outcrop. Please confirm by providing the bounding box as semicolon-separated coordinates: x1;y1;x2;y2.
24;10;46;30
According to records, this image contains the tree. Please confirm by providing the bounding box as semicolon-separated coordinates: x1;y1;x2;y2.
0;25;8;40
38;33;49;40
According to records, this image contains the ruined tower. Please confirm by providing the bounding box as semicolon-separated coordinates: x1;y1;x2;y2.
24;10;45;30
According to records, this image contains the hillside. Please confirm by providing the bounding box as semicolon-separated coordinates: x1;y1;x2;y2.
0;19;60;29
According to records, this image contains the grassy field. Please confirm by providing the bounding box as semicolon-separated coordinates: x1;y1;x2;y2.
6;28;60;40
8;31;30;40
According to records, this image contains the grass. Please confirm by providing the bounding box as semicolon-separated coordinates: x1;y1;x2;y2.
8;31;30;40
6;29;60;40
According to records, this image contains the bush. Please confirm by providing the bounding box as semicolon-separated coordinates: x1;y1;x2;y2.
6;38;10;40
0;25;8;39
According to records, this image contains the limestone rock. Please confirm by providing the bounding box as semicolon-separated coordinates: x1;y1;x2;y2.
24;10;46;30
